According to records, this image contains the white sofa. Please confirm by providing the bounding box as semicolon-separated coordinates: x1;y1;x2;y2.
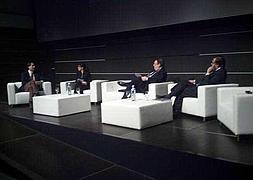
217;87;253;136
7;81;52;105
101;81;173;102
60;80;108;103
168;83;239;120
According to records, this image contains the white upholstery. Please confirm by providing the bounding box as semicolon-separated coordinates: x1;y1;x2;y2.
167;83;239;118
101;80;173;102
217;87;253;135
33;94;91;117
7;81;52;105
101;99;173;129
60;80;108;103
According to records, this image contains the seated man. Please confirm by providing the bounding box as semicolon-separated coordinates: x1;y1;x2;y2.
160;56;227;115
74;63;92;94
121;58;167;99
19;61;42;106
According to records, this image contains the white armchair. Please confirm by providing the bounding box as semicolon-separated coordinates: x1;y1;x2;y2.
217;87;253;136
168;83;239;119
60;80;108;103
7;81;52;105
101;81;173;102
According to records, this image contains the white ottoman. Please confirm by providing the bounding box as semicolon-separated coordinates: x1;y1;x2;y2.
101;99;173;129
33;94;91;117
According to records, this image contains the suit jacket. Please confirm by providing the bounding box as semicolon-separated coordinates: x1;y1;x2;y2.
131;68;167;93
147;68;167;84
19;71;40;91
198;68;227;86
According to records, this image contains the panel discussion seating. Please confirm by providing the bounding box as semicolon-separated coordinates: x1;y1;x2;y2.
168;83;239;120
101;80;173;102
7;81;52;105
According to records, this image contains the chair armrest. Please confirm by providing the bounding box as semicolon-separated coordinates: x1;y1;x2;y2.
60;80;75;94
234;94;253;134
102;80;127;93
42;81;52;95
148;82;174;100
198;84;238;112
7;83;17;105
90;80;108;102
217;86;249;106
167;83;177;93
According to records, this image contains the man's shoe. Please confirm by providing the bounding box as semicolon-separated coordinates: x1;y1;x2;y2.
117;81;129;87
156;94;172;99
122;91;130;99
29;101;33;109
74;91;78;94
118;89;126;92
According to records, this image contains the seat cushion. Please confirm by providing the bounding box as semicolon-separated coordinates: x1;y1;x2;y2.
15;92;30;104
182;97;201;116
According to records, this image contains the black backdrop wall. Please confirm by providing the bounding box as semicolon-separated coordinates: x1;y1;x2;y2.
35;0;253;42
34;0;253;88
40;14;253;87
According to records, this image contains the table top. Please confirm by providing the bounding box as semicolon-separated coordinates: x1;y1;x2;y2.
33;94;90;100
102;98;171;108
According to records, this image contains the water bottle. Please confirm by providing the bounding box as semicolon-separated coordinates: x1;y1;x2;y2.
130;85;136;101
67;83;72;95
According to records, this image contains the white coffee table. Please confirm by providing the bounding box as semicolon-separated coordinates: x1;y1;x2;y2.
33;94;91;117
101;99;173;129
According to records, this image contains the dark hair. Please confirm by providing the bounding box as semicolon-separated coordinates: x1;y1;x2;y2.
214;56;226;68
27;61;35;67
155;58;164;68
77;63;89;71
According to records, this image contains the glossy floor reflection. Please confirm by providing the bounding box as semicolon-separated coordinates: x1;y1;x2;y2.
0;102;253;179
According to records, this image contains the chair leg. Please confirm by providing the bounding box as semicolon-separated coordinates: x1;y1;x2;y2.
236;135;240;142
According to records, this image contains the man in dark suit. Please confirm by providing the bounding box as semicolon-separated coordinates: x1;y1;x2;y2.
19;61;42;105
161;56;227;115
121;58;167;99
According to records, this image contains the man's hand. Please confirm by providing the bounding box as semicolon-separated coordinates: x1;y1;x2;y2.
206;66;215;75
141;76;148;81
188;80;196;84
81;81;87;85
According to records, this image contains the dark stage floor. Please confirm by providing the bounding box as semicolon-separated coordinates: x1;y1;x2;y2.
0;102;253;179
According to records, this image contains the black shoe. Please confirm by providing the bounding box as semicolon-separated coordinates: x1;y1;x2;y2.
118;89;126;92
117;81;129;87
74;91;78;94
156;95;165;99
157;94;172;99
122;91;130;99
173;109;182;119
173;113;181;119
29;101;33;109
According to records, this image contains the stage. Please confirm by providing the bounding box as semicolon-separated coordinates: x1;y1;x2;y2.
0;102;253;179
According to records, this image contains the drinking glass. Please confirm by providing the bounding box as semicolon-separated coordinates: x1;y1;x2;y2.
55;87;59;94
76;87;80;94
144;91;149;100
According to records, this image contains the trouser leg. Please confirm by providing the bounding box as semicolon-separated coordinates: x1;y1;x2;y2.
173;84;197;113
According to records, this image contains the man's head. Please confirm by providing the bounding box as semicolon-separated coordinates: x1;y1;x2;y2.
211;56;225;70
153;58;164;71
27;62;35;72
